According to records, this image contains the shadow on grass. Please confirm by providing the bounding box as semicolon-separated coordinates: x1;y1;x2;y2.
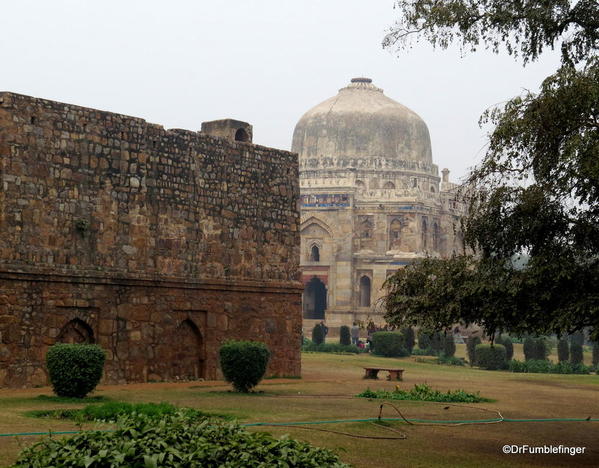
34;395;110;404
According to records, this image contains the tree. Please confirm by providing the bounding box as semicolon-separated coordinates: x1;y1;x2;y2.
383;1;599;340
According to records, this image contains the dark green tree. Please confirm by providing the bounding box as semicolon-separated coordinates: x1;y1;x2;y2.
570;332;584;365
466;335;481;366
557;337;570;363
442;333;456;358
402;327;416;354
383;1;599;340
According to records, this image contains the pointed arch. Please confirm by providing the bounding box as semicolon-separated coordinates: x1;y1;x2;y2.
359;276;371;307
309;244;320;262
300;216;333;238
383;181;395;189
57;318;95;344
171;319;205;381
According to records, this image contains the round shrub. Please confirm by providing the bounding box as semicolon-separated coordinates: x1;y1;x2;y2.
14;411;349;467
312;324;325;345
46;344;106;398
475;344;507;370
339;325;351;346
402;327;416;354
442;334;456;358
466;335;481;366
496;336;514;361
557;338;570;363
417;329;431;349
219;340;270;392
371;331;408;357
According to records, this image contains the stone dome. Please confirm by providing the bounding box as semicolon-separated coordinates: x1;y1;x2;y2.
292;78;432;165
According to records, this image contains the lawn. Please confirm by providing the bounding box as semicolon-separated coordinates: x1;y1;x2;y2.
1;345;598;467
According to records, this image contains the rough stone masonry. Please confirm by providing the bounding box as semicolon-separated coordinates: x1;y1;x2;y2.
0;92;302;388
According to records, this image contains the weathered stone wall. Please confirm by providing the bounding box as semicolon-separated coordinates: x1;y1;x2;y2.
0;92;302;388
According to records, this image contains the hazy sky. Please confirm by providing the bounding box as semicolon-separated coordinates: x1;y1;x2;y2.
2;0;560;181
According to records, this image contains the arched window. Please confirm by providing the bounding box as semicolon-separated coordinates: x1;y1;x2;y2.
360;220;372;238
359;276;371;307
412;178;418;188
355;180;365;189
234;128;249;142
422;217;428;250
57;318;94;344
389;218;402;249
383;181;395;189
310;244;320;262
430;185;436;193
433;222;440;251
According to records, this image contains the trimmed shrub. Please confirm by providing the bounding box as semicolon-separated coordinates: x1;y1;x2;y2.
466;336;481;366
475;344;507;370
219;340;270;392
402;327;416;354
339;325;351;346
523;336;549;361
371;332;408;357
417;329;431;349
570;331;585;346
46;344;106;398
523;336;535;361
508;359;591;374
430;331;443;355
557;338;570;363
496;336;514;361
570;332;584;365
593;342;599;368
301;342;362;354
442;334;456;358
312;324;325;345
411;348;436;356
14;412;349;467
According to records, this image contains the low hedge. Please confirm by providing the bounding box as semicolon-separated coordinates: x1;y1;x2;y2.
475;344;507;370
508;359;591;374
371;331;409;357
219;340;270;392
302;342;361;354
46;344;106;398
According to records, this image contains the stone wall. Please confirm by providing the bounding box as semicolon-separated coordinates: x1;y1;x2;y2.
0;92;302;388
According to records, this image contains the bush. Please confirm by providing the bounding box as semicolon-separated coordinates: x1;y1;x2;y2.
570;343;584;365
466;336;481;366
371;332;408;357
442;334;456;358
219;340;270;392
14;411;349;467
593;342;599;368
571;331;585;346
557;338;570;362
357;383;489;403
508;359;591;374
46;344;106;398
339;325;351;346
417;329;431;349
523;336;535;361
312;324;325;345
496;336;514;361
523;336;549;361
402;327;416;354
437;355;465;366
475;344;507;370
430;331;443;355
411;348;436;356
301;342;362;354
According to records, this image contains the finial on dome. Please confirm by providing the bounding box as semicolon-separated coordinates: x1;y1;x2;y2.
351;77;372;83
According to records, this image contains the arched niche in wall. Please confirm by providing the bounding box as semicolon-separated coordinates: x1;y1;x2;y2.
433;222;441;252
355;180;365;189
300;217;332;263
359;276;371;307
303;277;327;319
383;181;395;189
57;318;95;344
234;128;249;142
389;218;402;250
171;319;205;380
421;217;428;250
309;244;320;262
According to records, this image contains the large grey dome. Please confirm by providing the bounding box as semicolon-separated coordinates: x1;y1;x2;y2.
292;78;432;165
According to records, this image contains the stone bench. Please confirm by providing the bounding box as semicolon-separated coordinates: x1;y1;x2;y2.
363;367;404;381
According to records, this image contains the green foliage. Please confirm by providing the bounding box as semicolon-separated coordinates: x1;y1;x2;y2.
557;338;570;362
411;347;436;356
570;343;584;365
430;331;443;355
312;324;325;345
219;341;270;393
570;331;585;346
339;325;351;346
301;342;362;354
523;337;549;361
496;336;514;361
475;344;507;370
466;336;481;366
417;329;431;349
384;0;597;66
371;331;409;357
14;411;349;467
436;355;465;366
402;327;416;353
357;383;489;403
442;334;456;358
46;344;106;398
508;359;591;375
382;1;599;342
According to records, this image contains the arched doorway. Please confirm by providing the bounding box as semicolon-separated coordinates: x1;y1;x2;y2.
171;319;204;380
303;277;327;319
359;276;371;307
57;319;95;344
